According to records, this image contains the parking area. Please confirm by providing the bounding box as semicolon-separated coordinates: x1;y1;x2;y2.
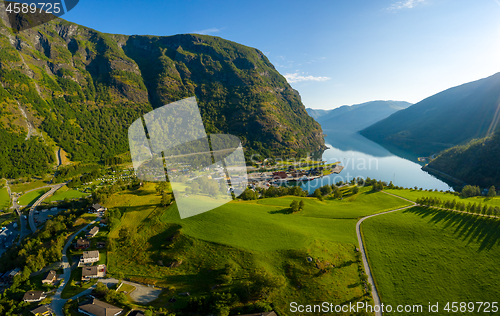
0;221;19;253
33;207;64;226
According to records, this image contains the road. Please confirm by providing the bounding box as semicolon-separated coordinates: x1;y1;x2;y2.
28;183;66;233
51;217;100;316
355;192;416;316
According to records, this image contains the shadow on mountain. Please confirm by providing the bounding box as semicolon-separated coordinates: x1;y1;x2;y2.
323;130;393;158
403;206;500;252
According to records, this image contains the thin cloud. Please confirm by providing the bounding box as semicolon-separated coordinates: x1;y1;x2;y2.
387;0;426;11
193;27;222;35
284;73;331;83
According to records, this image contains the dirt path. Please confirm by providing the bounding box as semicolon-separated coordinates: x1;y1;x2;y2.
355;192;416;316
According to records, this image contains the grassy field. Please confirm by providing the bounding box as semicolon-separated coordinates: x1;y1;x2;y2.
104;183;411;314
11;180;48;193
18;188;49;206
362;206;500;315
0;186;9;210
61;268;97;299
45;186;88;202
386;188;500;208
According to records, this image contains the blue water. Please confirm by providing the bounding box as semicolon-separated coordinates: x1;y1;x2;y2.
298;131;454;193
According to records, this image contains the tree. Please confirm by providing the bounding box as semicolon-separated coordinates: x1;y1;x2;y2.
320;185;332;196
161;192;172;207
289;200;299;213
155;182;169;195
314;189;323;201
352;186;359;194
240;189;257;200
298;200;305;211
334;189;343;199
95;282;109;295
488;185;496;197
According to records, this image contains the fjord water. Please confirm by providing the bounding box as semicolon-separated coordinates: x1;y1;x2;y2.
300;131;453;192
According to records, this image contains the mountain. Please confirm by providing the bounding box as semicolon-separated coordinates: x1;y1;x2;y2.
426;132;500;187
360;72;500;157
0;9;325;178
307;100;411;133
306;108;331;121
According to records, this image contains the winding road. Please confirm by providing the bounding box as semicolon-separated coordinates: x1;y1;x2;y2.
28;183;67;233
51;217;100;316
355;192;416;316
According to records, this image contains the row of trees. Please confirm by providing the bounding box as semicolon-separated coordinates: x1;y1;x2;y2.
461;185;496;197
416;196;500;217
239;185;308;201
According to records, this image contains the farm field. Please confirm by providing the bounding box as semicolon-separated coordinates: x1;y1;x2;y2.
362;206;500;315
10;180;48;193
104;184;411;314
18;188;49;206
45;185;88;202
0;186;9;210
386;188;500;208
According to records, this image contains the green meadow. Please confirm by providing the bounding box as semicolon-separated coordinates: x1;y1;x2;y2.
104;184;410;314
362;206;500;315
18;188;49;206
10;180;48;193
0;186;9;210
45;186;88;202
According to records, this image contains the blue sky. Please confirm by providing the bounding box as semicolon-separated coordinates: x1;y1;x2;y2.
62;0;500;109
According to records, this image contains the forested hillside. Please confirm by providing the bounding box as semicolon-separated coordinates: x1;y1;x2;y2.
361;72;500;156
0;8;325;178
427;132;500;187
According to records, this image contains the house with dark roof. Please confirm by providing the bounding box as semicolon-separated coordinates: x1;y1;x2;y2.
23;291;46;302
86;226;99;238
31;305;52;316
79;250;100;266
41;270;56;285
5;267;21;281
75;238;91;250
81;264;106;281
272;171;288;179
89;204;106;213
78;298;123;316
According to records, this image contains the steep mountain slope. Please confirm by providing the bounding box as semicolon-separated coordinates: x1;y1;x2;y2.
307;100;411;133
360;72;500;156
0;9;325;177
426;132;500;187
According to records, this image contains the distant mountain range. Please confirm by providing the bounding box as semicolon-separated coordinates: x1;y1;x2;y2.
0;9;325;178
307;100;412;133
361;72;500;157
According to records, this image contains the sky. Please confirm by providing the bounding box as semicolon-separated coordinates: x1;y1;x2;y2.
60;0;500;109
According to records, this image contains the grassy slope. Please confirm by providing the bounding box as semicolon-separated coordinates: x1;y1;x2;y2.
10;180;48;193
104;184;410;314
18;188;49;205
0;186;9;210
386;188;500;208
362;206;500;314
45;185;88;202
